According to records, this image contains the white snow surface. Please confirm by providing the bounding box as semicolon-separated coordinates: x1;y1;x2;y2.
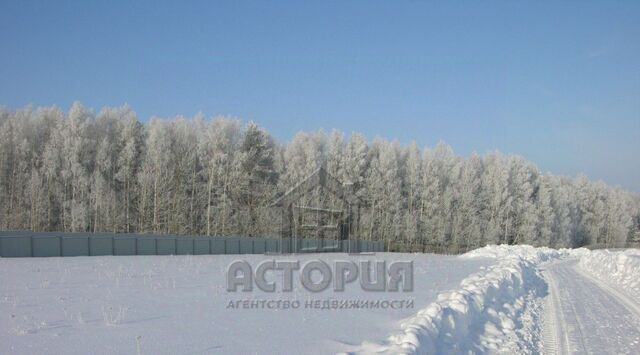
574;248;640;301
462;244;568;264
352;245;562;354
0;253;492;355
541;258;640;354
3;246;639;355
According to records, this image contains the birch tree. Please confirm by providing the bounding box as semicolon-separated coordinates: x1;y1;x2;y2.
0;103;638;250
199;117;241;236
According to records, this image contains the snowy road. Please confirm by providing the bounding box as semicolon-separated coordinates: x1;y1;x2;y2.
542;259;640;355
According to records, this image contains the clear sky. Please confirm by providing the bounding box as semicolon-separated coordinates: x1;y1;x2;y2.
1;1;639;191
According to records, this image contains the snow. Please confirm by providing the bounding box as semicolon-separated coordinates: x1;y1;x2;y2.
0;253;492;355
3;246;640;354
574;248;640;300
542;258;640;354
462;244;567;264
352;245;562;354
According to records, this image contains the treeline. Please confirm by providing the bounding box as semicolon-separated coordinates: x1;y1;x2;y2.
1;103;638;248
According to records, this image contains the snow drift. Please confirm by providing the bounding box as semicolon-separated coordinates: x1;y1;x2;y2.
353;245;560;354
574;248;640;300
463;244;566;264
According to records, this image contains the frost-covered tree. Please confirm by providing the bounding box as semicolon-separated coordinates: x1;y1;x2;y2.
1;103;638;250
327;130;345;179
403;142;422;246
508;156;538;245
61;102;94;232
363;139;403;248
281;131;326;190
138;118;173;233
420;142;458;245
199;117;242;236
169;116;202;234
342;133;369;193
452;153;484;248
235;122;278;236
535;175;555;247
115;107;144;233
481;153;512;244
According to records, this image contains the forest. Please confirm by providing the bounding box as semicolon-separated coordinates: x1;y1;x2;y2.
1;103;638;249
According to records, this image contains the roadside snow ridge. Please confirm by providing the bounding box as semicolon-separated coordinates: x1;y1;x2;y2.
575;248;640;301
353;245;560;354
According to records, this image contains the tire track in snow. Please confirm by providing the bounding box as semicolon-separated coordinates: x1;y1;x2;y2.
541;284;560;355
542;265;575;355
542;259;640;355
573;265;640;321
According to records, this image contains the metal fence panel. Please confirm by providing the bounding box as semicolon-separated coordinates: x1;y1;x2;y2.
194;239;210;255
266;239;279;253
33;236;61;257
62;237;89;257
309;239;321;252
349;240;359;253
137;238;156;255
280;238;292;254
114;238;136;255
240;239;253;254
176;238;194;255
90;237;113;256
0;231;32;236
359;240;367;253
340;240;348;252
253;239;266;254
211;238;225;254
225;238;240;254
0;236;31;257
300;239;313;253
1;232;383;257
322;239;339;251
156;238;176;255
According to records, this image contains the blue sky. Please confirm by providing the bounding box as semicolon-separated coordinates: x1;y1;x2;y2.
1;1;639;191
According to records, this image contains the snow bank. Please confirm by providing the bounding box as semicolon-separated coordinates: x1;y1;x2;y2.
463;244;566;264
575;248;640;300
354;245;561;354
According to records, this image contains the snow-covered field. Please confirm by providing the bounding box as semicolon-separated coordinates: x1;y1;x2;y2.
1;246;639;355
0;253;493;354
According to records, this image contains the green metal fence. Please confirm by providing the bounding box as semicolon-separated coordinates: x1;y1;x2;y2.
0;231;384;257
